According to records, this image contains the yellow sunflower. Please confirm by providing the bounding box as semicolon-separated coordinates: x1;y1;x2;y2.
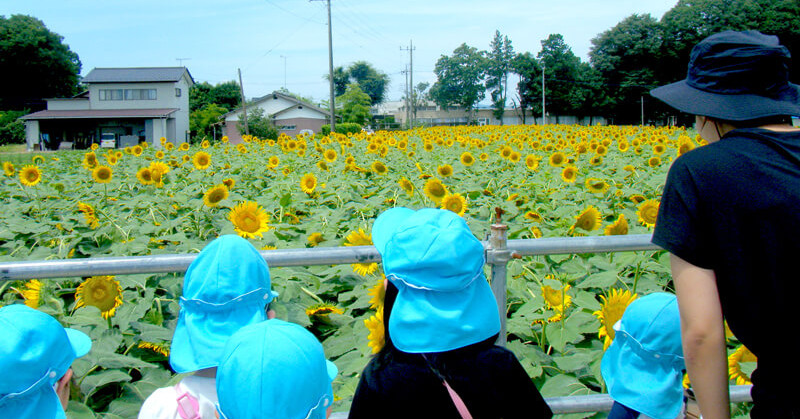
92;165;113;183
441;193;467;216
548;152;566;167
367;277;386;310
530;226;543;238
149;161;170;176
561;166;578;183
132;145;143;156
542;284;572;321
268;156;280;167
179;142;190;151
479;152;489;161
75;275;123;319
222;178;235;190
138;341;170;357
398;177;414;196
653;144;666;155
524;211;543;222
165;142;175;151
728;345;757;385
371;161;388;175
300;173;318;194
229;201;271;238
604;214;629;236
307;232;324;247
677;140;695;156
136;167;154;185
589;154;603;166
323;149;337;162
155;150;165;160
648;156;662;167
305;302;344;317
629;194;646;204
585;178;610;194
344;228;378;276
193;151;212;170
460;152;475;166
593;289;638;350
636;199;660;228
201;140;210;149
574;206;602;232
3;161;14;176
423;178;448;204
19;165;41;186
78;202;100;229
437;164;453;177
16;279;43;308
365;309;385;354
203;184;229;207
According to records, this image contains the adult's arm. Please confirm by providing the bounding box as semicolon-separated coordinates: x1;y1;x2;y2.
671;254;729;419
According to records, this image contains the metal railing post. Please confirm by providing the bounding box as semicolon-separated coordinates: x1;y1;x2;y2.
487;209;511;346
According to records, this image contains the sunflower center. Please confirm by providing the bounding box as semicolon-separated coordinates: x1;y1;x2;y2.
238;213;260;233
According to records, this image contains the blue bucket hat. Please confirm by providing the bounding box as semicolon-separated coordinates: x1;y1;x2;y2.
170;234;278;373
0;305;92;419
601;293;685;419
372;207;500;353
216;319;337;419
651;30;800;121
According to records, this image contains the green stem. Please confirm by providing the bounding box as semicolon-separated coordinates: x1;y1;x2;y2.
632;259;642;294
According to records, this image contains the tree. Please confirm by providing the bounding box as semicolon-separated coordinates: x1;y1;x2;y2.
190;103;227;141
338;84;371;126
347;61;390;105
512;52;542;124
429;43;487;121
485;31;515;125
0;15;81;110
590;14;664;123
190;81;241;113
537;34;583;121
238;108;277;140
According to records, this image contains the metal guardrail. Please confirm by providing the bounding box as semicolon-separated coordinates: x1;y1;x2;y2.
0;233;754;412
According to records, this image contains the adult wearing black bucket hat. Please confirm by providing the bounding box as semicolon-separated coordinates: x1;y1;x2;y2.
651;30;800;418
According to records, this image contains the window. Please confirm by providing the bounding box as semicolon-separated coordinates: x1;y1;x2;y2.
175;88;182;97
278;125;297;131
99;88;157;101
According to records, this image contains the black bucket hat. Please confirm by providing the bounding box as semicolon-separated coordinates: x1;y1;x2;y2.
651;30;800;121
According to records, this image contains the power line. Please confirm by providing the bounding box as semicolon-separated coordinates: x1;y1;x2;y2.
263;0;326;25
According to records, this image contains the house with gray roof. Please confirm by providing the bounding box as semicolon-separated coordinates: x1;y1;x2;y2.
21;67;194;150
221;91;330;143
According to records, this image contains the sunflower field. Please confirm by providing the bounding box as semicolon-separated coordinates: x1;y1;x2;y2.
0;125;754;418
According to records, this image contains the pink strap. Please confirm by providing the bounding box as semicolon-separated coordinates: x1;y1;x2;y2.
174;383;201;419
443;379;472;419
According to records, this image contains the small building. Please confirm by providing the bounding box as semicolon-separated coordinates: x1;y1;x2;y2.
221;91;329;143
21;67;194;150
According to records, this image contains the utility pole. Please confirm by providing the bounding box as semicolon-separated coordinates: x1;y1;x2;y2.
311;0;336;132
238;68;249;136
641;95;645;126
402;66;410;129
401;40;416;127
176;58;191;67
541;65;546;125
280;55;287;90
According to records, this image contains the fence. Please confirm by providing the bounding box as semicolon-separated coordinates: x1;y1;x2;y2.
0;232;754;413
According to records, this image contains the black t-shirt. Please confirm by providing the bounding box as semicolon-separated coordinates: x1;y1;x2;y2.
652;128;800;412
348;339;552;419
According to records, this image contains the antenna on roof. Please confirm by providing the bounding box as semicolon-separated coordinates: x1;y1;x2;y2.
176;58;191;67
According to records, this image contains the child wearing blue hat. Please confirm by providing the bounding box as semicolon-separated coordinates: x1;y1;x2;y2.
601;293;685;419
349;207;552;418
650;30;800;418
139;235;278;419
215;319;338;419
0;304;92;419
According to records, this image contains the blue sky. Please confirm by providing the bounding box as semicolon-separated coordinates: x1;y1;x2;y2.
4;0;678;103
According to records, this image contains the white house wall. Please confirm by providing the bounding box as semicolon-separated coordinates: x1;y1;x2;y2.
25;120;40;151
275;106;326;121
88;82;181;110
225;96;298;122
46;98;90;111
173;75;191;142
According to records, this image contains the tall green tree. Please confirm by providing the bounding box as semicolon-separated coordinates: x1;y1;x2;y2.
190;81;241;112
485;31;515;125
325;62;389;105
429;43;487;121
590;14;664;124
537;34;582;122
338;83;371;125
190;103;227;141
0;15;81;110
238;107;277;140
511;52;542;124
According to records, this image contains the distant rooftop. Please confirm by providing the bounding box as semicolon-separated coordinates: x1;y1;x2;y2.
82;67;194;84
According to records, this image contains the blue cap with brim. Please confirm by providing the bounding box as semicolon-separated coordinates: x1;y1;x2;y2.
216;319;337;419
601;293;685;419
170;235;278;373
0;304;92;419
372;207;500;353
